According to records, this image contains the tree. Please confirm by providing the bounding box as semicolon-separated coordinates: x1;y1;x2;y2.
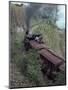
37;4;58;24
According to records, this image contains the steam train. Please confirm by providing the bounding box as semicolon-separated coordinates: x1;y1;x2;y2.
24;33;65;80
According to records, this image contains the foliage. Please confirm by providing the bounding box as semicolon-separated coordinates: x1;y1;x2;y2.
32;20;65;58
10;3;65;87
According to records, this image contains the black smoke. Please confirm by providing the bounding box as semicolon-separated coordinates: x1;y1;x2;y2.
25;3;41;34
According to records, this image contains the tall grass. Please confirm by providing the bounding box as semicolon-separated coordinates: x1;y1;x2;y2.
32;21;65;59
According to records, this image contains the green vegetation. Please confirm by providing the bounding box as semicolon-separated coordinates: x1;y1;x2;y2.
10;3;65;87
31;20;65;58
